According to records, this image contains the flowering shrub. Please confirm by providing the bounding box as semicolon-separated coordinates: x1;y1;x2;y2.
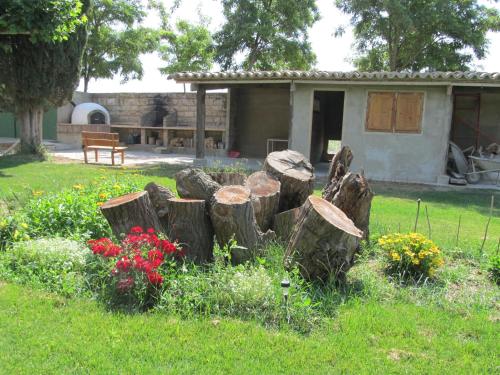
0;216;30;250
378;233;444;280
87;226;183;310
23;177;141;240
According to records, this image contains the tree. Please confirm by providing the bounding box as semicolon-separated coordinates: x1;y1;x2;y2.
81;0;160;92
214;0;319;71
336;0;500;71
0;0;89;153
159;20;215;75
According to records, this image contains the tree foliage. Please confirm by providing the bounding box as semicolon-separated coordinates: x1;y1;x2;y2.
336;0;500;71
0;0;87;44
159;20;215;75
214;0;319;70
0;0;89;152
81;0;160;92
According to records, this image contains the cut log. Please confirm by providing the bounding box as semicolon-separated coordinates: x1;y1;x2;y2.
263;149;315;211
210;185;274;264
144;182;175;220
330;172;374;241
175;168;221;201
245;171;280;231
165;198;213;264
284;195;363;282
322;145;353;201
209;171;247;186
273;207;301;242
100;191;162;238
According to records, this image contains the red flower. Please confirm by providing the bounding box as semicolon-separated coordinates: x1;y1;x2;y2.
103;244;122;257
116;256;132;272
147;228;156;234
147;272;163;286
130;226;144;234
88;238;121;257
148;249;164;262
160;240;177;255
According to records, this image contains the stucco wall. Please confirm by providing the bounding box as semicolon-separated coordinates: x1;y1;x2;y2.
290;83;453;184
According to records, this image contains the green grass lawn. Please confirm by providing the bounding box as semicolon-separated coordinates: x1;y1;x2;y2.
0;154;499;373
0;282;497;374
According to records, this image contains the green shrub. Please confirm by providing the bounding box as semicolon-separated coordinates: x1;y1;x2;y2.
378;232;444;281
0;238;88;296
0;216;30;250
23;177;141;240
487;253;500;285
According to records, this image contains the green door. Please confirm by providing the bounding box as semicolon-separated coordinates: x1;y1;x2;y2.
0;108;57;140
42;108;57;140
0;111;16;137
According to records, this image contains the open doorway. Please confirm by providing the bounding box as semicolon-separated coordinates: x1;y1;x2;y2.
310;91;345;164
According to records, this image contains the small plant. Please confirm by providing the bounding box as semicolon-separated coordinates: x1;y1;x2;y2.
487;253;500;285
378;232;444;281
86;226;184;311
0;238;88;296
0;216;30;251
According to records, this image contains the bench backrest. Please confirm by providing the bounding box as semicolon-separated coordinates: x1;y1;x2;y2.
82;131;120;148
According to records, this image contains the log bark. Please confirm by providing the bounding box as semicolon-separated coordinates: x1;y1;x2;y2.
210;185;274;264
245;171;280;231
165;198;213;264
263;149;315;211
273;207;302;243
144;182;175;226
209;172;247;186
284;195;363;282
330;172;374;241
175;168;221;201
322;145;353;201
100;191;162;238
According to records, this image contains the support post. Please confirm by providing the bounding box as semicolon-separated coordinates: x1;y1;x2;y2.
196;85;206;159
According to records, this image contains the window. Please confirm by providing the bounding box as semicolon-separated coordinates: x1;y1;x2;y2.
366;92;423;133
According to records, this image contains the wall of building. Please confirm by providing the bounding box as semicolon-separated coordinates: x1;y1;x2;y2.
232;85;290;158
290;83;453;184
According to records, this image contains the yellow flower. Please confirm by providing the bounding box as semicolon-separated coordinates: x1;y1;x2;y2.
73;184;84;190
97;202;105;207
390;252;401;261
113;184;121;190
98;193;108;200
411;258;420;265
20;223;28;229
32;190;44;197
0;220;6;229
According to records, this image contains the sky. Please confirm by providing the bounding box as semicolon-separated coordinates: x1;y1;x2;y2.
78;0;500;93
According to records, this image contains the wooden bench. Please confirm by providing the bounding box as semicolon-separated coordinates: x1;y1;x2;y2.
82;131;127;166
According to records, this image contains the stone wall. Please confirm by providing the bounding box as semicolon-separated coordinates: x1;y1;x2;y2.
89;92;227;129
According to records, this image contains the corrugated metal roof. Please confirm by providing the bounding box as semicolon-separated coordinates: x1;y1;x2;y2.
169;70;500;84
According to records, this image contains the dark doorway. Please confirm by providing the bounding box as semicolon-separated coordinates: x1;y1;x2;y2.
310;91;345;164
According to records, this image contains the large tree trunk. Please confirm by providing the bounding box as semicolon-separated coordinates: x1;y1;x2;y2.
19;107;44;154
273;207;302;243
165;198;213;264
100;191;162;238
284;196;363;282
322;145;353;201
264;149;315;211
210;185;274;264
245;171;280;231
330;172;374;241
175;168;221;201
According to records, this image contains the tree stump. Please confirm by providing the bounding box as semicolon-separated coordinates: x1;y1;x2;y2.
209;171;247;186
210;185;274;264
330;172;374;241
144;182;175;229
245;171;280;231
165;198;213;264
100;191;162;238
284;195;363;281
175;168;221;201
273;207;302;243
264;149;315;211
322;145;353;201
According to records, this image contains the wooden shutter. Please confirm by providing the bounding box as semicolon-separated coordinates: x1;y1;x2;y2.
395;93;423;133
366;92;395;132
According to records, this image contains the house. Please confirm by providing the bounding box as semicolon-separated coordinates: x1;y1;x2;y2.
169;71;500;185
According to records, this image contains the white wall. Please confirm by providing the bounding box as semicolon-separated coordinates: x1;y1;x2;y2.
290;83;453;184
